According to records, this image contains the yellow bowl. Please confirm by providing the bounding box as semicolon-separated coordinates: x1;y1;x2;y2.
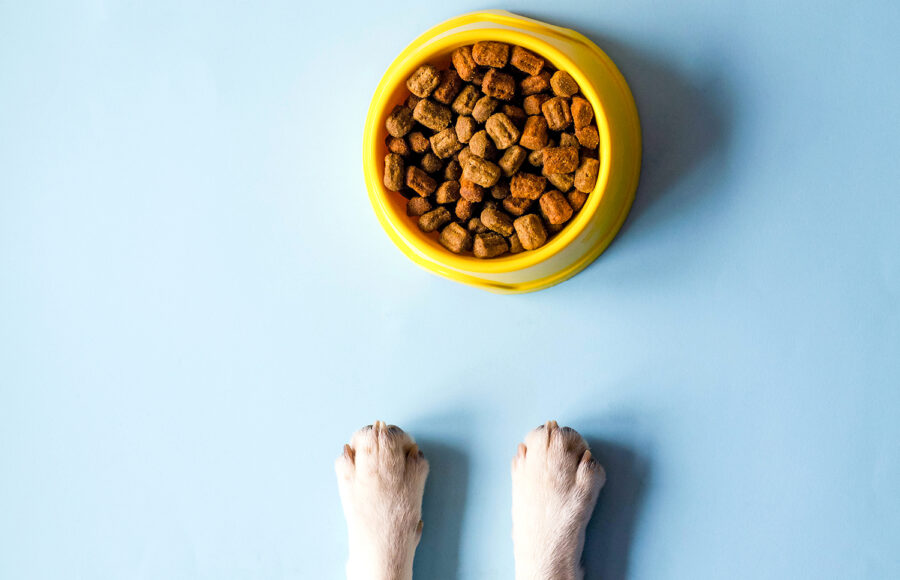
363;10;641;293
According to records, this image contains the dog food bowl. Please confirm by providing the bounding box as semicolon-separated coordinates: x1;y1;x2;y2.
363;10;641;293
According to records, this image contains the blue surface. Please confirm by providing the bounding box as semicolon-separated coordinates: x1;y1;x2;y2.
1;1;899;578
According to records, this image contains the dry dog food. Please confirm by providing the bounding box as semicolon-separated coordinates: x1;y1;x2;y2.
383;42;601;257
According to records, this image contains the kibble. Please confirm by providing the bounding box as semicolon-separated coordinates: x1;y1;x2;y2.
550;71;579;98
539;190;574;224
382;42;600;256
407;65;441;98
473;232;508;258
413;99;452;131
407;196;432;216
406;166;437;196
386;105;414;138
574;157;600;193
440;222;473;253
542;146;579;174
485;113;520;149
418;206;451;232
472;41;510;68
384;153;404;192
514;214;548;250
481;207;515;236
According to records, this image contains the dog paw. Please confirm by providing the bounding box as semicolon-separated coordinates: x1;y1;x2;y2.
511;421;605;580
336;421;428;580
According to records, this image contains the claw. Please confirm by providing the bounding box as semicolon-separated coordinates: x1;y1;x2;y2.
517;443;527;459
343;444;355;463
374;420;385;432
407;444;419;458
546;420;559;430
581;449;592;464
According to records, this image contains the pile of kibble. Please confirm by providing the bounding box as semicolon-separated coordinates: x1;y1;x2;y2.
382;42;600;258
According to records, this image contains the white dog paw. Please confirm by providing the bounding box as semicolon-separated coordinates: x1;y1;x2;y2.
336;421;428;580
512;421;605;580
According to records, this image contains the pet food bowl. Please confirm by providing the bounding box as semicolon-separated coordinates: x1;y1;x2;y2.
363;10;641;293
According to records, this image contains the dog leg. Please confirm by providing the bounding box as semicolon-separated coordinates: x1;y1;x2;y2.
512;421;605;580
336;421;429;580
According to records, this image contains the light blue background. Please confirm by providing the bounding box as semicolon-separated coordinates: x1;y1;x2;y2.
1;1;898;578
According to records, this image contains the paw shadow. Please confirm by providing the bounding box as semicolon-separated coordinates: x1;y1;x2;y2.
583;439;651;580
411;439;469;580
521;12;735;246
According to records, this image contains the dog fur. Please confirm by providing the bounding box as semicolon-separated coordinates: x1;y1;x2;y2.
335;420;605;580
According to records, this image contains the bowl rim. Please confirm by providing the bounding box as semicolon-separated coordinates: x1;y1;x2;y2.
363;13;615;275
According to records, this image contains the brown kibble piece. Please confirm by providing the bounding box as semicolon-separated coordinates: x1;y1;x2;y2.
472;41;510;68
406;94;421;110
491;181;510;199
542;146;579;174
559;132;579;149
471;68;486;86
420;152;442;174
418;206;451;233
541;96;572;131
571;96;593;129
481;207;515;237
459;178;485;202
574;157;600;193
430;128;463;159
498;145;527;177
435;180;461;204
457;146;472;168
462;156;501;188
386;105;414;138
455;116;477;143
523;93;551;116
473;232;508;258
407;65;441;98
575;125;600;149
550;70;579;97
383;153;404;192
444;159;462;180
510;46;544;76
413;98;452;131
520;116;549;150
510;172;546;200
485;113;521;150
539;190;574;224
451;46;478;81
386;136;409;156
452;85;480;116
544;169;574;193
472;95;499;123
440;222;473;253
567;189;588;211
482;68;516;100
433;70;463;104
467;217;489;233
501;104;527;124
408;131;430;154
406;166;437;196
503;195;532;216
468;130;496;160
508;232;524;253
520;71;551;96
407;196;432;216
455;198;474;221
513;214;547;250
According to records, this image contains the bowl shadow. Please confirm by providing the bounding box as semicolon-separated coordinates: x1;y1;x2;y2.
522;12;735;248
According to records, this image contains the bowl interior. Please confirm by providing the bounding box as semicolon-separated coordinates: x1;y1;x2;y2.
367;29;611;274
